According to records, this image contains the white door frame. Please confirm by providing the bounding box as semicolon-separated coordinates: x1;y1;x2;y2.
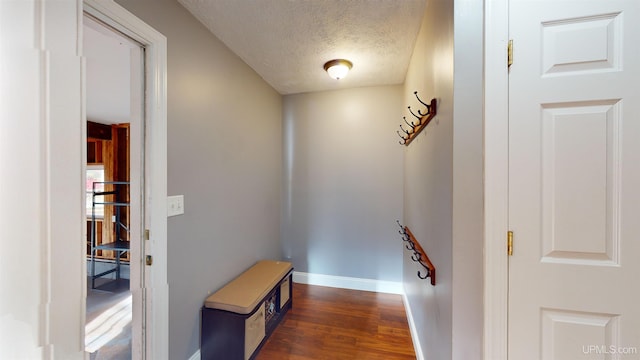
82;1;168;359
483;0;509;359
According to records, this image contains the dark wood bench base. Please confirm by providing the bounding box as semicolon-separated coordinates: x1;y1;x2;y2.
201;268;293;360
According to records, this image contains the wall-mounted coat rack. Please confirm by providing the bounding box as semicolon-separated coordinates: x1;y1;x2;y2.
397;220;436;285
397;92;437;146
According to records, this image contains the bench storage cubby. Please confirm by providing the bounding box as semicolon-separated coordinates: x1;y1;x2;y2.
201;260;293;360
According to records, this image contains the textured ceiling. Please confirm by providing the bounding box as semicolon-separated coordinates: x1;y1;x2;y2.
178;0;427;95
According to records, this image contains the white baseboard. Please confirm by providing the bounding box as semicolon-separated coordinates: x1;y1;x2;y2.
403;292;425;360
292;271;403;295
188;349;200;360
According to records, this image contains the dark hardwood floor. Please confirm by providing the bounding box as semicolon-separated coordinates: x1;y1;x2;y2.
256;283;416;360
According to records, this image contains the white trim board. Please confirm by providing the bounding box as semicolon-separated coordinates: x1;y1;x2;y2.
402;293;425;360
483;0;509;359
292;271;404;295
188;349;201;360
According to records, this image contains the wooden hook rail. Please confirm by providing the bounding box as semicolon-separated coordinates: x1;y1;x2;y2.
397;92;437;146
397;221;436;285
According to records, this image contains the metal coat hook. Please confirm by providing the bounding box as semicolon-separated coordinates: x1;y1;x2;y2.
397;220;409;237
403;116;418;128
407;106;422;120
414;91;429;107
418;269;431;280
400;124;413;135
396;130;409;145
397;220;411;244
411;251;422;262
414;91;432;117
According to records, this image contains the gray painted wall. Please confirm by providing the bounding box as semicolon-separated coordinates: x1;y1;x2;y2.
402;0;454;358
402;0;484;359
282;86;404;281
115;1;283;358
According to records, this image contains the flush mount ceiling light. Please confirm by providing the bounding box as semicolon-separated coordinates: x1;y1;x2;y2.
323;59;353;80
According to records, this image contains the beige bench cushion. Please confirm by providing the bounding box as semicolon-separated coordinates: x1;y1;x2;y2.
204;260;293;314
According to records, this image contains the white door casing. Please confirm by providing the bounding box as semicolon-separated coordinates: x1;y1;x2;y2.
129;30;145;360
483;0;510;357
83;1;168;359
508;1;640;359
1;1;84;357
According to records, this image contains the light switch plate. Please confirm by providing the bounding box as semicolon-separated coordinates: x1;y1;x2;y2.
167;195;184;217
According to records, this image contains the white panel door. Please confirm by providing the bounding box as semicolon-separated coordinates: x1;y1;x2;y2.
508;1;640;359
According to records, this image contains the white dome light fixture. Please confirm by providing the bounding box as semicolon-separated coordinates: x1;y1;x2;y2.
323;59;353;80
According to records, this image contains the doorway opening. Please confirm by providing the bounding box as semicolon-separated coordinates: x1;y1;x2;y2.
83;13;145;359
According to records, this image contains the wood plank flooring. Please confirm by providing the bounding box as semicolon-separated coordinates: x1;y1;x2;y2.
256;283;416;360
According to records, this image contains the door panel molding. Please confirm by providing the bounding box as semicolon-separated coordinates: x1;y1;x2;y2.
505;1;640;359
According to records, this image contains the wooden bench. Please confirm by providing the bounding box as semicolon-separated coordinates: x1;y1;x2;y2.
201;260;294;360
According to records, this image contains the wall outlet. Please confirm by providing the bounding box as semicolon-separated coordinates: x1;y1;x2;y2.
167;195;185;217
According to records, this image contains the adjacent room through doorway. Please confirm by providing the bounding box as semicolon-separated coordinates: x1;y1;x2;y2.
83;13;145;359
